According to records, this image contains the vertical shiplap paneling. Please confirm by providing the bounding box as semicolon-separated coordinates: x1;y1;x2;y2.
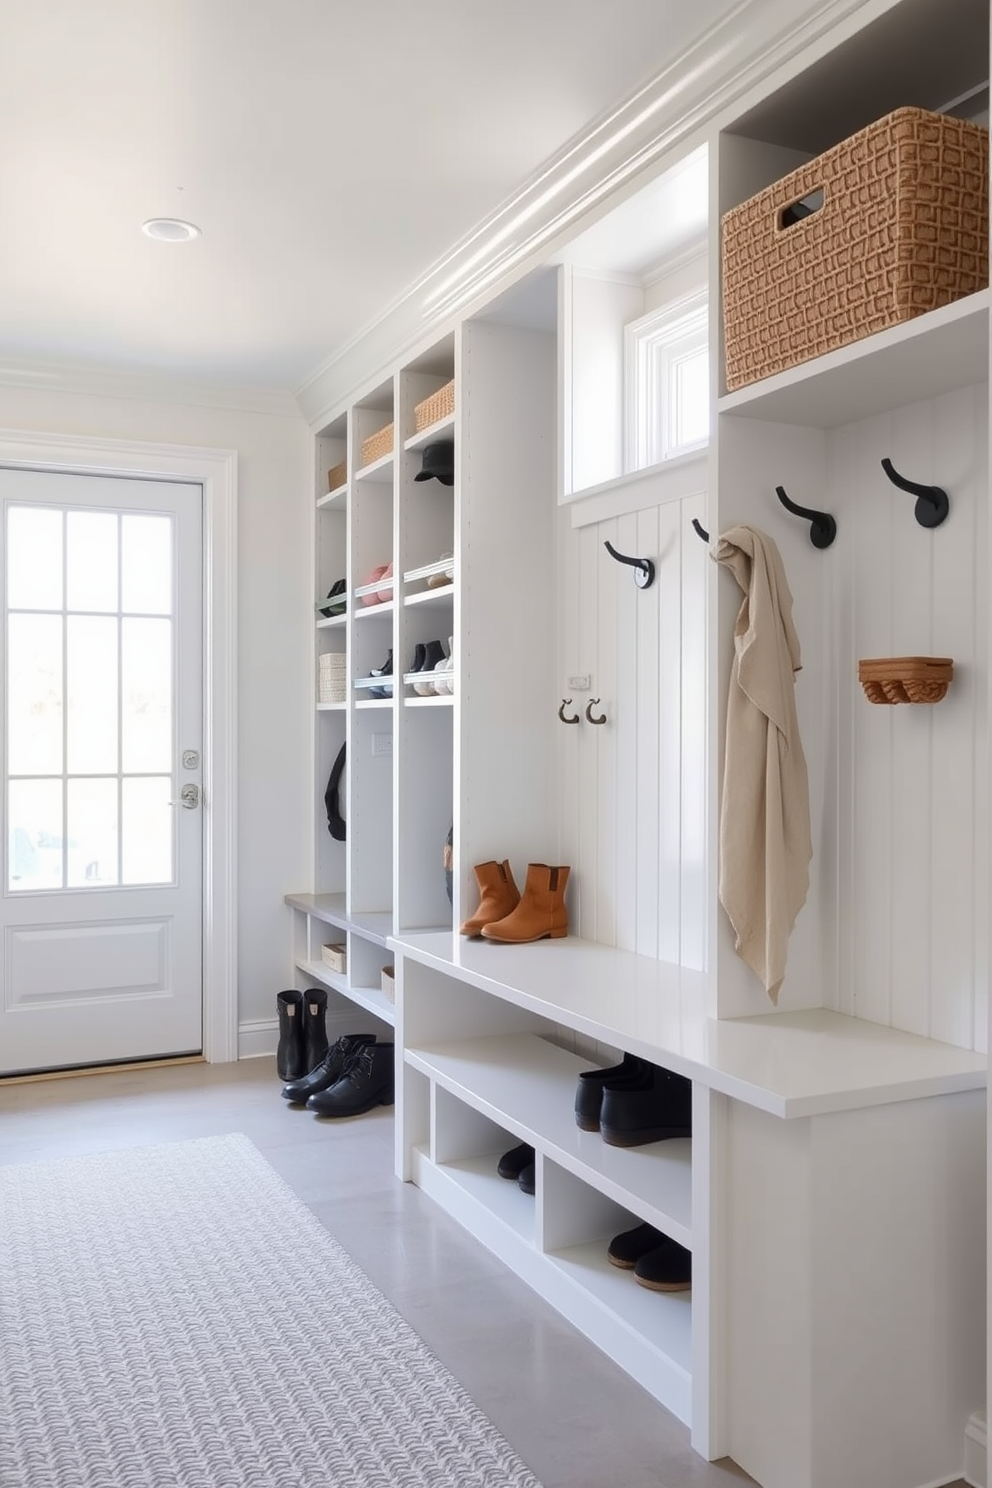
556;482;707;963
680;495;709;972
556;506;583;947
848;410;896;1028
841;383;986;1050
576;523;602;940
885;400;938;1039
926;386;986;1048
636;504;664;960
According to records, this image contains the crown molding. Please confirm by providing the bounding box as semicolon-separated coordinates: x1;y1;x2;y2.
0;357;301;419
295;0;875;428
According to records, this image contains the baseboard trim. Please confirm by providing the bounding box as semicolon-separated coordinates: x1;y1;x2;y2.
965;1410;987;1488
238;1008;391;1060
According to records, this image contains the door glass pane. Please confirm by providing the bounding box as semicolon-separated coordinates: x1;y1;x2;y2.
67;778;119;888
8;613;63;774
122;514;172;616
122;776;172;884
67;616;119;773
7;506;63;610
122;618;171;773
8;778;63;891
67;510;118;613
672;346;709;449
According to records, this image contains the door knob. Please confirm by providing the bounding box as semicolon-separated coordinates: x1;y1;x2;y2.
169;784;200;809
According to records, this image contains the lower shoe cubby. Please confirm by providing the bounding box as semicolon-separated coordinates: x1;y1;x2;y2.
402;997;694;1420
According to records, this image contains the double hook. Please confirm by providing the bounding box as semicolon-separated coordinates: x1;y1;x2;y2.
558;699;607;725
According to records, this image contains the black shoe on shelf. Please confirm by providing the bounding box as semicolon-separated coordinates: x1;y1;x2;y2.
599;1061;692;1148
607;1221;666;1269
281;1033;376;1104
367;649;393;699
574;1052;645;1132
517;1161;536;1195
497;1142;534;1180
276;990;307;1081
633;1237;692;1292
306;1042;395;1117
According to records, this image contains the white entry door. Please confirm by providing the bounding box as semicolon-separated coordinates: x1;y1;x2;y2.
0;467;203;1075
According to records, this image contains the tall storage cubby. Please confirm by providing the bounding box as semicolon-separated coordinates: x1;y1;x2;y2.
291;1;991;1484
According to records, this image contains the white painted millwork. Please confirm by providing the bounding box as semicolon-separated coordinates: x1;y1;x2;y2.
287;0;991;1484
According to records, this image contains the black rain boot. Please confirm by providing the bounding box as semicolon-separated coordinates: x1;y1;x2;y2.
282;1033;376;1104
302;988;330;1074
276;990;307;1081
306;1042;395;1117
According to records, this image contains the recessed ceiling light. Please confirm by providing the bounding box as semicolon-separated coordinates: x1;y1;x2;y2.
141;218;201;243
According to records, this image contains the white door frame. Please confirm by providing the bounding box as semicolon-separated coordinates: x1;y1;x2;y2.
0;428;238;1062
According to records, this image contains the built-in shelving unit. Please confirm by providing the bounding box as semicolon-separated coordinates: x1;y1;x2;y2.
290;2;991;1482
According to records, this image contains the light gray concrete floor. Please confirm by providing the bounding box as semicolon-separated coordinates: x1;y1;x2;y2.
0;1058;965;1488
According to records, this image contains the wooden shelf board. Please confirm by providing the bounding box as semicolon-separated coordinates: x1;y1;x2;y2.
718;291;990;428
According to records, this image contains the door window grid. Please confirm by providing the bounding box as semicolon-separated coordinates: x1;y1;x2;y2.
5;503;176;892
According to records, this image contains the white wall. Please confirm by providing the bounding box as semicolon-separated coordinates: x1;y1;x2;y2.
0;380;311;1034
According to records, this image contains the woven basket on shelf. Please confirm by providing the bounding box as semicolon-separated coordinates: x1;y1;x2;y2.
360;423;394;467
413;379;455;433
318;652;346;704
326;460;347;492
858;656;953;705
722;108;989;391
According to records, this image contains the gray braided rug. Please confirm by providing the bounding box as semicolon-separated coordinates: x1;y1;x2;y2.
0;1133;543;1488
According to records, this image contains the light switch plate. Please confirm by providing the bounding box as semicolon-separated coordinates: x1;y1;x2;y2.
567;674;591;691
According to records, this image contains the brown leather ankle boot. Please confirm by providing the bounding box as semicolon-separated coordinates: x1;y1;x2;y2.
460;859;520;936
480;864;570;943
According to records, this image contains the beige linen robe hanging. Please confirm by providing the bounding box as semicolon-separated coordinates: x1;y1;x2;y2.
713;525;811;1003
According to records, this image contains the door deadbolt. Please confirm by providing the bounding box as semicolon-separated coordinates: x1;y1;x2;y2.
182;750;200;769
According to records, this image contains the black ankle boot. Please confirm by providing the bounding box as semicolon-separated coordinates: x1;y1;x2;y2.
276;990;307;1080
306;1042;395;1117
302;988;329;1074
282;1033;375;1103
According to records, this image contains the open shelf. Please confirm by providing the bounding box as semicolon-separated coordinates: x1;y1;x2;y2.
405;413;456;450
406;1031;692;1242
317;482;348;509
404;588;454;612
718;291;990;428
353;599;395;619
355;452;395;484
317;701;347;712
404;694;454;708
285;893;392;947
296;957;396;1025
316;612;347;629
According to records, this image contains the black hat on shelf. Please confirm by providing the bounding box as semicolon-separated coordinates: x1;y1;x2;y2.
414;443;454;486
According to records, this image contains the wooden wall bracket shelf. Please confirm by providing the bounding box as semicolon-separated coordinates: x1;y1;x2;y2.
858;656;953;704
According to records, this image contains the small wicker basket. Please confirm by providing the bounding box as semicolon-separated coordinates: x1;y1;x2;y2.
413;379;455;433
722;108;989;391
360;423;394;467
326;460;347;492
858;656;953;705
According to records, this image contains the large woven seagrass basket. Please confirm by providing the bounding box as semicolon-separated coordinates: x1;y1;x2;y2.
722;108;989;391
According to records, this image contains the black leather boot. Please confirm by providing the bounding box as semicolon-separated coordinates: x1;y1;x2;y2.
306;1042;395;1117
282;1033;375;1103
574;1052;645;1131
276;990;307;1080
599;1061;692;1147
302;988;330;1074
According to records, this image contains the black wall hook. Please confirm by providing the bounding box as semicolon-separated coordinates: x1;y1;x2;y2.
775;485;837;549
603;540;655;589
691;518;710;542
880;458;949;529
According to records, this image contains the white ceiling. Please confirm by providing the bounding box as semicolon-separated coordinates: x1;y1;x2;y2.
0;0;738;394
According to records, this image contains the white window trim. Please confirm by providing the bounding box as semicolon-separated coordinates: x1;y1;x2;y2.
624;287;709;472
